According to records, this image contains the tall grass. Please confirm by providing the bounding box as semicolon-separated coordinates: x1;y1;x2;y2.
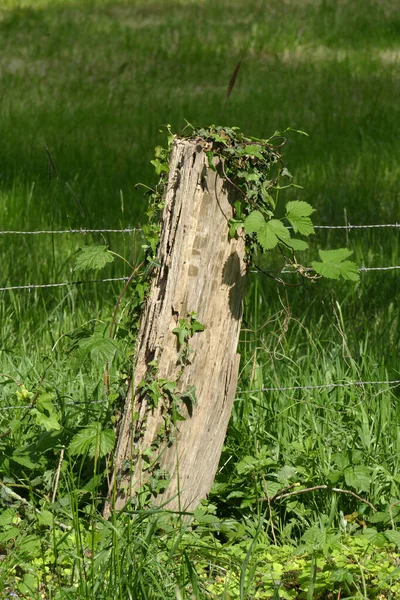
1;0;400;597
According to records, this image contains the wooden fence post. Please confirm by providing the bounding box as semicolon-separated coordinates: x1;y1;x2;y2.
104;138;247;518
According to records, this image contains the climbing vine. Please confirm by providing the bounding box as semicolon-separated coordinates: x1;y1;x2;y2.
70;123;359;474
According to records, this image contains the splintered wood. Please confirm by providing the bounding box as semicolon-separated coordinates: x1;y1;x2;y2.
105;138;246;518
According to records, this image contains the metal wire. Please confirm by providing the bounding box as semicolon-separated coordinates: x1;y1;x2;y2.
1;264;399;293
0;399;106;411
249;265;400;276
313;223;400;230
0;228;142;235
240;379;400;394
0;223;399;236
0;277;130;292
359;266;400;272
1;379;399;411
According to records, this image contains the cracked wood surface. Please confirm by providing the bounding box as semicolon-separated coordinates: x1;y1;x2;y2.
105;138;247;517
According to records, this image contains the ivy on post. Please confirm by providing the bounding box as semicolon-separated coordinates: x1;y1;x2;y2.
104;135;247;517
103;124;358;518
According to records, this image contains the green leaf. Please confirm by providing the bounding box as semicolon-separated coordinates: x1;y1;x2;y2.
285;201;315;236
0;508;17;528
236;455;259;475
150;158;169;176
276;465;297;484
172;320;191;347
343;465;371;492
286;238;309;251
78;336;118;362
302;526;326;548
69;422;115;459
37;509;54;527
244;212;290;251
180;385;198;408
228;218;244;238
33;409;61;432
312;248;360;281
330;568;354;584
74;245;114;272
385;529;400;547
240;144;264;159
363;527;387;547
33;393;61;431
11;452;37;469
206;151;216;171
0;527;20;542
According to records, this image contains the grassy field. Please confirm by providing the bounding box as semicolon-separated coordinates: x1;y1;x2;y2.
1;0;400;598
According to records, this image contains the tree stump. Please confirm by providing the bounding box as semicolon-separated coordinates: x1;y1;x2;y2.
104;138;247;518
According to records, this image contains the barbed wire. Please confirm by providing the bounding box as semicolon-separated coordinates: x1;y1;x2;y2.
250;265;400;277
1;264;399;293
0;228;142;235
1;379;399;412
359;266;400;272
240;379;400;394
314;223;400;230
0;223;399;236
0;399;106;412
0;277;130;292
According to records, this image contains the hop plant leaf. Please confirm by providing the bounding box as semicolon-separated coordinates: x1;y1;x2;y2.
69;422;115;459
285;201;315;236
312;249;359;281
74;245;114;271
244;211;291;250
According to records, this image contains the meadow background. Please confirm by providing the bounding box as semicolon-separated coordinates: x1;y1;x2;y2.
1;0;400;598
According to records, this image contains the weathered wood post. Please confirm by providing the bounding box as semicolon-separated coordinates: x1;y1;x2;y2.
105;138;247;517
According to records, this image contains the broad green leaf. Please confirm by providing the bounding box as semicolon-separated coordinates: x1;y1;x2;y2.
344;465;371;492
74;245;114;271
285;201;315;236
385;529;400;547
236;455;259;475
18;573;37;596
244;212;290;251
33;393;61;431
0;508;17;528
286;238;309;251
312;248;359;281
240;144;264;159
264;481;284;498
276;465;297;484
0;526;20;542
243;210;266;234
37;509;54;527
11;453;37;469
267;219;291;243
330;568;354;584
363;527;387;547
78;336;118;362
286;200;315;217
302;526;326;548
33;409;61;432
69;422;115;459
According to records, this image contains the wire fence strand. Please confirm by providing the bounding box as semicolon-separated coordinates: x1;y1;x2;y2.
0;400;105;411
0;277;130;292
0;228;142;235
240;379;400;394
0;223;399;236
1;264;399;292
1;379;399;412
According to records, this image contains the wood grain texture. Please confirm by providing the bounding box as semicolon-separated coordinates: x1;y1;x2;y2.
104;138;246;517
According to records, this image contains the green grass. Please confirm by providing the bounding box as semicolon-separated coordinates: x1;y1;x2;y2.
1;0;400;598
